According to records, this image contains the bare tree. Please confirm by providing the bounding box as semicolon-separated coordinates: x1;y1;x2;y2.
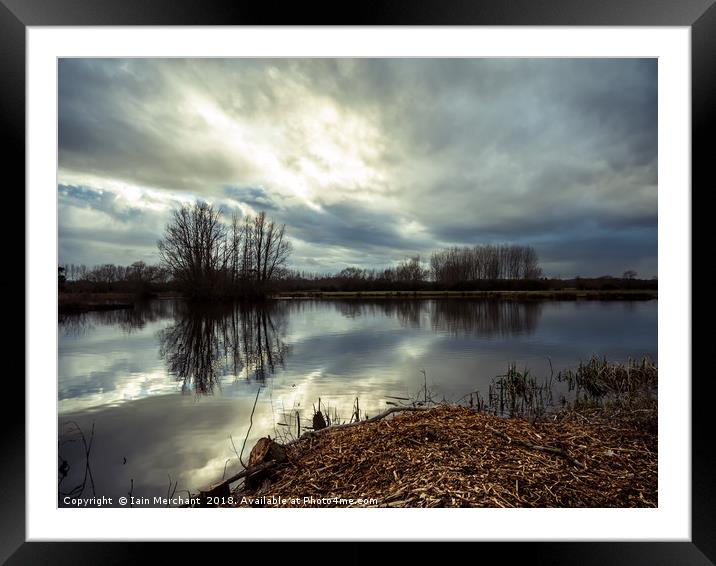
396;255;428;286
158;202;227;298
157;202;292;299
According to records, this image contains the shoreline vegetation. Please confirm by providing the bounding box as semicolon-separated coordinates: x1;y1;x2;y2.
57;291;182;314
58;292;137;314
59;202;657;306
58;287;657;314
192;357;657;508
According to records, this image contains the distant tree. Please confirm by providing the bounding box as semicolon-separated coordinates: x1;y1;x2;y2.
87;263;122;291
252;211;292;285
430;244;542;284
126;261;167;295
396;255;428;285
58;266;66;290
623;270;638;280
338;267;366;281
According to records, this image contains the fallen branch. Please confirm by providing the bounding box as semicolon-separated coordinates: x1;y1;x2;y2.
238;386;262;469
183;461;282;507
217;460;279;490
484;424;587;470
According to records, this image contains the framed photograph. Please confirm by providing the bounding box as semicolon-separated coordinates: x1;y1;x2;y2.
11;0;708;564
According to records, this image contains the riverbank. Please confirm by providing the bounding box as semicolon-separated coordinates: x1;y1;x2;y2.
59;292;136;313
58;289;657;309
58;291;186;313
229;401;656;508
273;289;657;300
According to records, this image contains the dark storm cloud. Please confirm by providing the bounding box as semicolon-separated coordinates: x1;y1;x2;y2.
537;226;658;278
58;183;168;267
58;58;657;276
275;202;430;253
59;59;252;192
224;186;279;211
59;184;143;223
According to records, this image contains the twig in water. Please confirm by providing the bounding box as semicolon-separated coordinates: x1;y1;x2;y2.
230;434;241;469
166;474;177;507
239;386;262;468
59;420;96;498
421;369;428;405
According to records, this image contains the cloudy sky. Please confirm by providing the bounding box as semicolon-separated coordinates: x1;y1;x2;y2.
58;58;657;278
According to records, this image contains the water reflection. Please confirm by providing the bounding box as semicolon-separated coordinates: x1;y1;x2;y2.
329;299;541;337
59;299;178;336
158;302;290;394
108;299;540;395
430;300;541;337
57;298;657;506
59;299;542;397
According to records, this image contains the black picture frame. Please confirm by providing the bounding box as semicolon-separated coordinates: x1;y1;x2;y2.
8;1;708;564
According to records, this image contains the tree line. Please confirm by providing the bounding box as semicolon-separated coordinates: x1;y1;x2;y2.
60;200;656;298
60;202;292;299
276;245;543;292
430;244;542;283
59;261;170;294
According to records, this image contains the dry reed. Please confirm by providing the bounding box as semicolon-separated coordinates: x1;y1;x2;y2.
231;403;656;508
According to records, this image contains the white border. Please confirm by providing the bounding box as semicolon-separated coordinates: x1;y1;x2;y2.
27;27;691;541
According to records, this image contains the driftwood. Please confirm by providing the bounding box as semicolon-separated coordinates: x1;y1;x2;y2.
191;460;279;506
245;438;287;489
249;438;287;468
218;460;277;487
484;424;587;470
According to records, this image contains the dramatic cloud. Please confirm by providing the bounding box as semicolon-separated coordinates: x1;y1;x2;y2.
58;58;657;277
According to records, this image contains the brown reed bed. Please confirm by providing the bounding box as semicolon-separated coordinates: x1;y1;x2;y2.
558;356;658;401
231;402;657;508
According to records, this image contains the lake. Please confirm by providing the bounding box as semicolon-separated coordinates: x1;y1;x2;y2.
58;298;657;507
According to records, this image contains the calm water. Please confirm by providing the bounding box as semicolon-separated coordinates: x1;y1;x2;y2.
58;298;657;506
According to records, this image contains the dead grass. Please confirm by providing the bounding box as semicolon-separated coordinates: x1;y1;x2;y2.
232;404;656;508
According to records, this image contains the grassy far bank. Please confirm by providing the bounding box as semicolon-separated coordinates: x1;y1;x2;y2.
58;291;181;314
58;292;136;314
212;357;657;508
58;287;657;314
273;289;657;300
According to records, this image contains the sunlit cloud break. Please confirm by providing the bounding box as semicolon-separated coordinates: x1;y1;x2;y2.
58;58;657;277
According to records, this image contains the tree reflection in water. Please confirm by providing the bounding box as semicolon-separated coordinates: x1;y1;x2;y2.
158;302;290;394
330;299;542;337
59;299;178;336
60;298;541;395
429;300;542;337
